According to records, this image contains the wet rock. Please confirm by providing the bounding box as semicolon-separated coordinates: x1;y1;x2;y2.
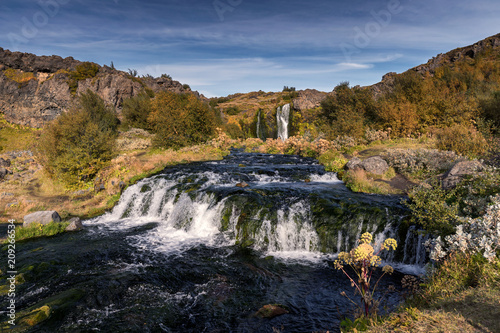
65;217;83;231
236;182;249;188
442;160;484;190
23;211;61;227
255;304;289;319
361;156;389;175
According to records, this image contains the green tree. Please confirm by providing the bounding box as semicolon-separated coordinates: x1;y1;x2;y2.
319;82;377;138
38;90;119;185
122;92;153;130
148;92;217;149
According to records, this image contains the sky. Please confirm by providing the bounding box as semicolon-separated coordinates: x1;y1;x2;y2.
0;0;499;97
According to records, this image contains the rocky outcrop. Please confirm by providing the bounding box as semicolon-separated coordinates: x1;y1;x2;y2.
371;33;500;97
0;48;197;128
23;210;61;227
292;89;327;111
442;160;484;190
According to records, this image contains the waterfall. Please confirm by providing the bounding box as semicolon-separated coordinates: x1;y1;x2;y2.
401;225;430;266
93;151;427;267
255;109;262;139
276;104;290;140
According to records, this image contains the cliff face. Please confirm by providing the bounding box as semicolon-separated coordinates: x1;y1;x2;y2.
0;48;193;128
371;33;500;97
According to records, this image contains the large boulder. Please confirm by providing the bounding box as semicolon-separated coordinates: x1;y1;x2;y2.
23;211;61;227
361;156;389;175
345;156;389;175
442;160;484;190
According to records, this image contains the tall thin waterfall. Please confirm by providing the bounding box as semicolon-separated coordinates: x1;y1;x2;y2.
256;109;263;140
277;104;290;140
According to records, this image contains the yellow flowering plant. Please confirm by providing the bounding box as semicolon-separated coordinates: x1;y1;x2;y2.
335;232;397;318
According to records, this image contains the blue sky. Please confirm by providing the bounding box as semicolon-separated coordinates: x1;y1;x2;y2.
1;0;499;97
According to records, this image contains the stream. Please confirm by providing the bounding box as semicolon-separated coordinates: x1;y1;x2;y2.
1;150;426;332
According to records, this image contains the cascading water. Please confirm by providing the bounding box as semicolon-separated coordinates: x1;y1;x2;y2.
276;104;290;140
4;150;428;332
256;109;263;140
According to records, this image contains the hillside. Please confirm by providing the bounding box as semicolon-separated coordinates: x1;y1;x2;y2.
0;48;199;128
212;33;500;141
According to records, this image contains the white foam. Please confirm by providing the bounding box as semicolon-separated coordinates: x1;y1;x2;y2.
308;173;341;183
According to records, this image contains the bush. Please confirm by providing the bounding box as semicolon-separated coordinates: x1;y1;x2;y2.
319;82;376;138
38;90;118;185
406;180;460;236
435;124;489;158
148;92;217;149
318;150;348;173
68;62;100;94
122;92;153;130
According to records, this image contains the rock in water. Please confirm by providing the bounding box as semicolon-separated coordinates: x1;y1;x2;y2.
65;217;83;231
23;211;61;227
255;304;289;319
236;182;249;188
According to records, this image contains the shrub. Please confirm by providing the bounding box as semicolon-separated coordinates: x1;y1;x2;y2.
435;124;489;158
122;92;153;130
405;180;460;236
148;92;217;149
3;68;36;86
318;150;348;173
480;91;500;130
319;82;376;138
225;106;241;115
38;90;118;185
68;62;100;94
426;194;500;262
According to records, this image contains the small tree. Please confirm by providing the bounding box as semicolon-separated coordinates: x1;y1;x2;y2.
38;90;119;185
334;232;397;318
122;92;153;130
148;91;216;149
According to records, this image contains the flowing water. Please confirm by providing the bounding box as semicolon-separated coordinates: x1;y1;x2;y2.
1;151;426;332
276;104;290;141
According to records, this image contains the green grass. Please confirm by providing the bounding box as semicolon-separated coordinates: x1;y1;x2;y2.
13;222;70;242
0;117;39;152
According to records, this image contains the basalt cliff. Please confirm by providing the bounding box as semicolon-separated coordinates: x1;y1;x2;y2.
0;48;196;127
